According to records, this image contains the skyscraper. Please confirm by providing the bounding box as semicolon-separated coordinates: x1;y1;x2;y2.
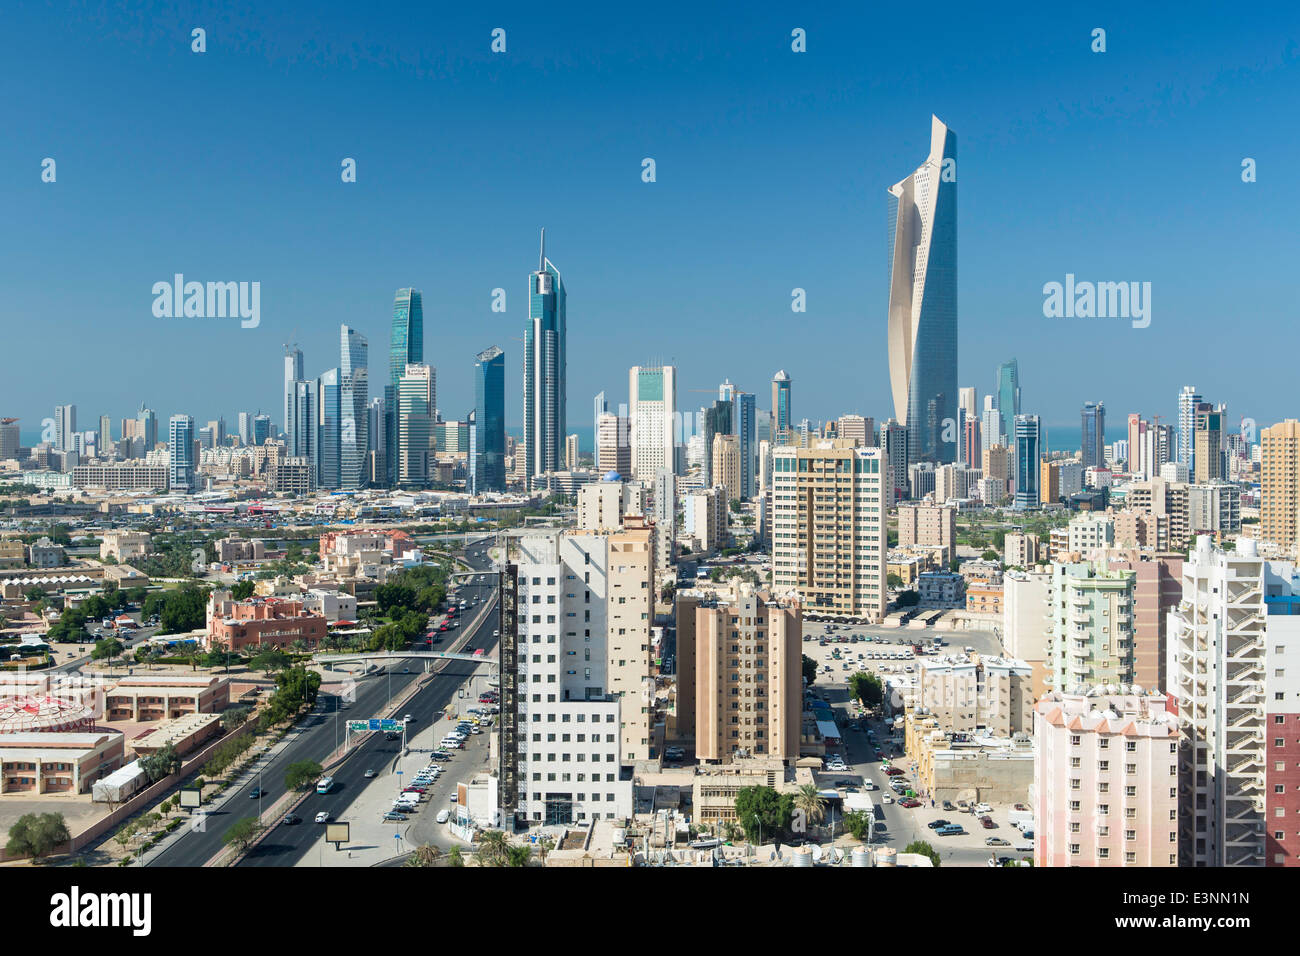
98;415;112;453
881;418;909;504
887;115;958;464
137;405;157;453
237;412;251;446
473;346;506;494
523;230;566;482
289;381;315;459
1013;414;1041;510
1194;403;1224;484
628;365;677;482
54;404;76;452
316;369;341;490
734;390;756;499
771;370;792;443
367;396;386;486
283;347;303;445
995;360;1020;447
1261;419;1300;553
387;289;424;487
339;325;369;490
397;363;434;489
1081;401;1106;470
1178;385;1202;472
168;414;195;493
252;414;272;446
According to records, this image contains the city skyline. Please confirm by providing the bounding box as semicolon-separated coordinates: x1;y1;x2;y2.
5;5;1298;438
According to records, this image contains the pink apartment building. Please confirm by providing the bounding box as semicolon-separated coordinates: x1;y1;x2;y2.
1034;688;1180;867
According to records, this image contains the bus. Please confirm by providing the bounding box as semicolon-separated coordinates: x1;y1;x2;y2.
316;776;335;794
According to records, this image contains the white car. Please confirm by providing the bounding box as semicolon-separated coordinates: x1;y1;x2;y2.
863;781;878;791
314;811;330;824
436;808;451;824
882;794;894;805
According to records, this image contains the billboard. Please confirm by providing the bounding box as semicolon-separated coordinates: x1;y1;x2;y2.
325;822;350;845
178;787;203;808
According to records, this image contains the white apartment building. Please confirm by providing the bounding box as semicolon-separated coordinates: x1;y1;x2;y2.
1166;536;1300;867
628;365;676;483
683;486;727;555
1067;514;1115;556
577;477;646;531
513;528;654;825
913;654;1034;736
1187;481;1241;535
1002;569;1052;696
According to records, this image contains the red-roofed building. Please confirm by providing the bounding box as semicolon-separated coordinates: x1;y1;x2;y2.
206;590;327;652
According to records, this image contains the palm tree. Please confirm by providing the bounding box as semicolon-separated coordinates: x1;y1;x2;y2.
794;784;828;829
405;844;441;867
537;835;555;864
475;829;509;867
447;845;464;868
506;844;532;867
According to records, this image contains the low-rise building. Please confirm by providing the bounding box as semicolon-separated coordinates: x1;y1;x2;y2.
916;570;964;607
206;592;327;652
100;531;152;563
103;675;231;722
0;731;125;795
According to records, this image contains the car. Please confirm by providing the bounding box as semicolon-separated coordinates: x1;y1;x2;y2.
980;816;996;829
1014;803;1029;812
404;714;414;723
927;819;951;830
382;812;406;822
862;781;877;791
281;813;301;825
249;788;267;799
936;824;965;836
881;794;894;804
974;803;993;815
403;786;426;794
436;808;451;823
449;793;458;803
431;750;452;760
899;798;922;808
364;769;377;778
985;837;1011;846
885;767;904;776
402;668;411;674
942;800;956;811
315;811;330;824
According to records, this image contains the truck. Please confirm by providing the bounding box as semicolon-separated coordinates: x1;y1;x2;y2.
92;760;148;803
1008;809;1035;831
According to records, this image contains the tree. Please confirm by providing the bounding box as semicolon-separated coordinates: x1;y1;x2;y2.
903;840;941;867
886;573;904;590
896;590;919;608
284;760;324;792
230;580;256;601
140;743;182;783
981;550;999;562
6;812;70;863
793;784;827;830
732;785;791;843
475;829;510;867
406;844;441;867
91;637;125;668
843;810;872;841
447;845;464;867
801;654;817;686
506;844;532;867
250;647;291;675
848;671;883;708
223;817;263;853
24;586;47;602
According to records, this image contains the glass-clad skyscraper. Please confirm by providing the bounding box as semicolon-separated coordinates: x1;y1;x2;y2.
473;346;505;494
1013;414;1041;511
887;115;958;464
316;369;341;490
168;414;195;493
1081;401;1105;470
340;325;369;490
772;370;792;443
523;230;566;482
996;359;1020;447
386;289;424;487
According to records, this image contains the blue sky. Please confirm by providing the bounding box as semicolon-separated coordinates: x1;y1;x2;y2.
4;0;1298;447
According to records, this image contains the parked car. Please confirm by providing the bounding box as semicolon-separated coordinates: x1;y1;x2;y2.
980;816;996;829
936;823;965;836
927;819;952;830
436;808;451;824
885;767;904;776
899;798;922;808
382;812;406;822
985;837;1011;847
942;800;956;811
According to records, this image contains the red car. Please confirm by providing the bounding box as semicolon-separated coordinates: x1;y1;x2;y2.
980;816;995;829
899;798;922;808
885;767;904;776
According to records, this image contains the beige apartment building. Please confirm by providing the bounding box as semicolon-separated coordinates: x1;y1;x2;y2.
1004;532;1039;567
99;531;152;563
689;584;802;763
896;503;956;555
711;433;741;501
1261;419;1300;554
982;444;1012;485
606;525;655;763
913;654;1034;737
771;441;887;622
1123;478;1190;553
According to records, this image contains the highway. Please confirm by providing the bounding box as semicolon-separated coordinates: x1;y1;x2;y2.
149;539;500;867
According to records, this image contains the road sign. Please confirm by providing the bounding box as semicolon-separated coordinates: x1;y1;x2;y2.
347;718;404;733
